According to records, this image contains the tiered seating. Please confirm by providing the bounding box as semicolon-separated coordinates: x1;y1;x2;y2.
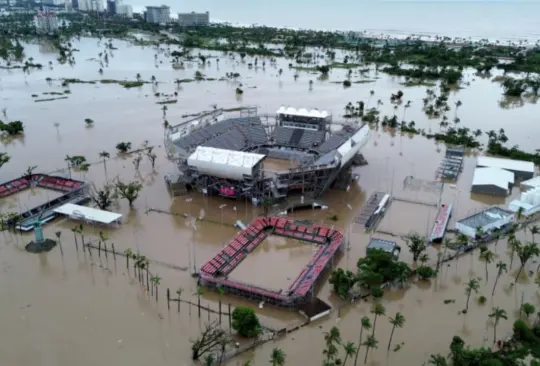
37;175;83;192
200;216;344;306
173;117;267;153
316;127;357;154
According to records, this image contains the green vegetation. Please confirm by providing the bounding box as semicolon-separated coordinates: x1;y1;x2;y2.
0;120;24;135
329;249;412;299
0;153;10;170
116;141;132;153
486;129;540;165
231;306;260;337
65;155;86;168
115;180;143;207
382;65;462;84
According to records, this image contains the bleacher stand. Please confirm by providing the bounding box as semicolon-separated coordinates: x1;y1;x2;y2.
199;217;343;305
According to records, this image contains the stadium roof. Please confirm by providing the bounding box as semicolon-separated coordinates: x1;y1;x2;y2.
187;146;265;181
477;156;534;174
472;167;514;191
276;106;330;119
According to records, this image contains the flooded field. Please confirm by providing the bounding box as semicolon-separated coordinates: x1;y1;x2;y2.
1;36;540;366
0;186;64;214
229;235;316;291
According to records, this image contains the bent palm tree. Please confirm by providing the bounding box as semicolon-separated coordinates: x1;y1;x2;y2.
492;261;507;296
387;312;405;351
363;335;378;364
464;278;480;312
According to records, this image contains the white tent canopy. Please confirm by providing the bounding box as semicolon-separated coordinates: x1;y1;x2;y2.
187;146;265;181
53;203;122;225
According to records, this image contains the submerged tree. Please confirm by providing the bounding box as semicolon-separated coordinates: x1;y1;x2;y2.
405;233;427;262
191;321;229;360
363;335;378;364
464;278;480;313
269;347;286;366
479;249;495;282
231;307;260;338
515;242;539;282
492;261;507;296
90;184;114;210
353;316;371;366
371;303;386;336
116;141;132;153
387;312;405;351
115;180;143;207
0;153;10;170
99;150;110;178
488;307;507;343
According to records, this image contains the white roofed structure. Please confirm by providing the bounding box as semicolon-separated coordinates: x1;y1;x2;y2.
187;146;265;181
336;125;371;167
476;156;535;180
276;106;330;119
471;167;514;196
53;203;123;225
521;176;540;190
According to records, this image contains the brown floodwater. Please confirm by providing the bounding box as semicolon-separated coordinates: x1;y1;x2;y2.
1;37;540;366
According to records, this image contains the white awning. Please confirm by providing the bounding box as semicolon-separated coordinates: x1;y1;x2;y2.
477;156;534;174
53;203;122;224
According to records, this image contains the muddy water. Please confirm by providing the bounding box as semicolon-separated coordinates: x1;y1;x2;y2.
1;37;539;365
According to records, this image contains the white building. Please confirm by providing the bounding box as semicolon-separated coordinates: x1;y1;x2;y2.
42;0;65;5
177;11;209;26
471;167;514;197
187;146;265;181
476;156;535;181
34;10;59;34
145;5;169;24
78;0;103;12
509;187;540;217
116;3;132;17
455;207;514;238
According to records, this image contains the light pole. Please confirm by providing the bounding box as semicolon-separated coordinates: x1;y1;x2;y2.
219;204;227;229
185;197;192;217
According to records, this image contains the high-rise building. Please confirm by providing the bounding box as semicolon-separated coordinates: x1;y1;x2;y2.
71;0;79;10
145;5;169;24
177;11;210;27
42;0;65;6
106;0;115;13
34;9;59;33
116;3;132;18
78;0;103;12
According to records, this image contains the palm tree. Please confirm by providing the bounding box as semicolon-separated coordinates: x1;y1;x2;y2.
342;341;356;365
150;275;161;301
387;312;405;351
353;316;371;366
270;347;286;366
324;326;342;346
464;278;480;312
371;303;386;336
363;335;378;364
488;307;507;343
55;231;63;256
492;261;507;296
99;151;110;179
516;242;539;282
508;237;521;269
124;248;133;269
428;354;448;366
530;225;540;242
136;73;141;82
479;250;495;282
